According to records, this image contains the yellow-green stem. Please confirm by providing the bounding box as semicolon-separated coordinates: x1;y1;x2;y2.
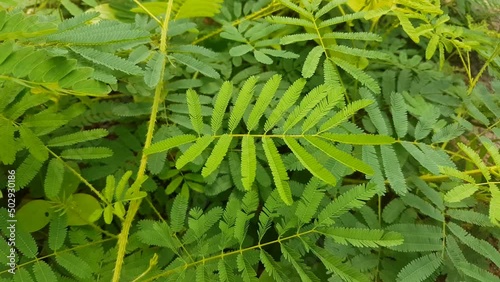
112;1;174;281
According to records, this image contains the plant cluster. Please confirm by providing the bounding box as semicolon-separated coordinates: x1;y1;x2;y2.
0;0;499;281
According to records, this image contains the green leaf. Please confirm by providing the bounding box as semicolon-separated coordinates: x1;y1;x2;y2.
170;194;189;233
165;176;183;195
281;33;319;45
254;49;273;64
381;145;408;195
390;92;408;138
229;76;258;132
401;193;444;222
47;129;108;147
425;34;439;60
283;84;328;132
262;137;293;205
144;52;165;88
457;262;500;282
284;137;336;185
320;133;395;145
229;44;253;56
458;142;491;181
16;231;38;258
321;227;403;247
444;184;478;203
70;46;143;75
241;135;257;190
170;53;220;79
265;78;306;132
319;99;373;132
145;134;197;155
33;261;57;282
19;126;48;162
309;244;370;282
247;74;281;131
302;46;323;79
0;120;17;165
331;57;381;94
44;158;64;199
56;252;93;279
448;222;500;267
186;89;204;135
201;134;233;177
176;135;214;169
318;184;377;226
17;155;44;189
212;81;233;134
260;250;287;282
396;252;442;282
13;268;33;282
48;212;67;251
306;136;374;175
61;147;112;159
66;193;101;226
17;200;52;232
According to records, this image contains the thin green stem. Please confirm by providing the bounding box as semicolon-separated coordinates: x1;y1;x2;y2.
112;1;175;281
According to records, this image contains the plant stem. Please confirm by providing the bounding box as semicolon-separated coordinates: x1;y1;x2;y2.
111;1;174;281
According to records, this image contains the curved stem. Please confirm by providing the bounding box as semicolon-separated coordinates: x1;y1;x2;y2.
111;0;174;281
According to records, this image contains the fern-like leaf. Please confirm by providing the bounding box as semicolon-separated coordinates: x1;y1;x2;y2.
309;244;370;282
55;252;93;279
170;53;220;79
60;147;113;160
321;133;395;145
186;89;204;135
318;11;367;28
33;261;57;282
268;16;315;28
390;92;408;139
457;142;491;181
264;78;306;132
241;135;257;191
170;194;189;233
284;137;336;185
175;135;214;169
321;227;403;247
247;74;281;131
323;31;382;41
260;250;286;282
318;184;377;226
396;252;442;282
145;134;197;155
332;57;381;94
306;136;374;175
201;134;233;177
229;76;258;132
44;158;64;199
302;46;323;79
444;184;478;203
144;51;165;88
283;85;328;132
381;145;408;195
319;99;373;132
47;129;108;147
280;33;319;45
262;137;293;205
447;222;500;267
19;126;48;162
70;46;143;75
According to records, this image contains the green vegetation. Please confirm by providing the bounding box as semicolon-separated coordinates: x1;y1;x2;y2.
0;0;499;281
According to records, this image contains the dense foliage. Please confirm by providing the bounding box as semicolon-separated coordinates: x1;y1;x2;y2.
0;0;499;281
